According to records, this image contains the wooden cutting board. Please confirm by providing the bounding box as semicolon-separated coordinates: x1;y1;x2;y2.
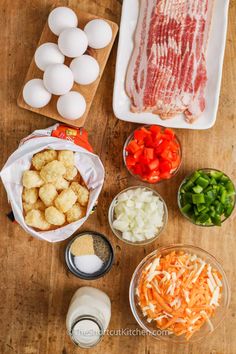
17;5;118;127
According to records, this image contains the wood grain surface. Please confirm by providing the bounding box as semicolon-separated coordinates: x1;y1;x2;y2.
17;6;118;127
0;0;236;354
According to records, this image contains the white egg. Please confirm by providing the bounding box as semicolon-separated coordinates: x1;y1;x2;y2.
57;91;86;120
48;6;78;36
70;55;100;85
34;43;65;71
43;64;74;95
23;79;51;108
84;19;112;49
58;28;88;58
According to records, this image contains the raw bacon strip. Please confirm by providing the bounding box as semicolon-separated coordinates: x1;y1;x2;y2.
125;0;215;122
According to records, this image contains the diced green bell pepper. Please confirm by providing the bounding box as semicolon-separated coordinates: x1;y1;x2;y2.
220;174;229;184
197;213;210;224
197;204;207;212
209;178;217;185
210;171;223;180
225;181;235;196
211;215;222;226
192;194;205;204
220;189;227;204
196;176;209;189
181;204;192;214
193;185;203;194
225;205;234;217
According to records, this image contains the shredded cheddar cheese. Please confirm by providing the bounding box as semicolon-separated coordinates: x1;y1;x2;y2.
137;251;223;340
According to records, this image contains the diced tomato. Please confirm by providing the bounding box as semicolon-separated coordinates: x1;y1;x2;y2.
140;127;151;135
125;125;181;183
144;135;154;148
137;140;144;147
148;159;159;171
155;140;170;154
126;155;136;167
143;148;154;161
133;148;143;160
159;172;171;180
171;155;181;169
160;149;173;161
171;151;178;161
151;138;163;148
134;129;147;142
150;125;161;136
147;170;161;183
159;160;172;173
126;141;140;154
139;154;150;166
132;163;142;175
141;164;149;175
169;139;180;151
164;128;175;139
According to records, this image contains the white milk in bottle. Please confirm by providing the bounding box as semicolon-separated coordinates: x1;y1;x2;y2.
66;287;111;348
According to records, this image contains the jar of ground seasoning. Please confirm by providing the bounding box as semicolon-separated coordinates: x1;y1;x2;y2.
65;231;114;279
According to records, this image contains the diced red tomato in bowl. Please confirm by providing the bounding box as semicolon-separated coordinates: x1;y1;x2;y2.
123;125;182;184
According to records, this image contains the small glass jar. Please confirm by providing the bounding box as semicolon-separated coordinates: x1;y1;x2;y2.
66;287;111;348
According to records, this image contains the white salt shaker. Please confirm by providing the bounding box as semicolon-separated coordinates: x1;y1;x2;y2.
66;287;111;348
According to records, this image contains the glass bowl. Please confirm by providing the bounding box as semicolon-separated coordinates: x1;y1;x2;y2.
129;244;231;343
123;125;182;184
108;186;168;246
177;168;236;227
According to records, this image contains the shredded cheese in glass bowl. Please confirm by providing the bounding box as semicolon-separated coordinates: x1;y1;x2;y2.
129;245;230;343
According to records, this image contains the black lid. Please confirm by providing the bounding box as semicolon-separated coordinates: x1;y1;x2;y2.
65;231;114;280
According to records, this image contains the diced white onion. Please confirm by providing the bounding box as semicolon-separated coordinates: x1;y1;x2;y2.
112;188;165;242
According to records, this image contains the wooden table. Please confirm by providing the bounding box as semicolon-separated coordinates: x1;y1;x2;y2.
0;1;235;353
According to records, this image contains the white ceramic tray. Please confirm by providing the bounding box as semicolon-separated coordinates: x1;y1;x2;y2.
113;0;229;130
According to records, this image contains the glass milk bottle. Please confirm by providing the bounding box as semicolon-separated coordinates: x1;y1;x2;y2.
66;287;111;348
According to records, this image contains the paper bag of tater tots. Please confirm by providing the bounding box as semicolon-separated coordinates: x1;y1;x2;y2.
0;124;104;242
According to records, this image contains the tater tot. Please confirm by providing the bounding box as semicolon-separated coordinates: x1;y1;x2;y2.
55;189;77;213
39;183;58;207
22;188;38;204
66;203;85;223
23;199;46;213
22;170;44;189
25;210;51;231
40;160;66;183
53;177;69;191
32;150;57;170
45;206;65;226
58;150;74;167
74;171;81;184
70;182;89;206
64;166;77;181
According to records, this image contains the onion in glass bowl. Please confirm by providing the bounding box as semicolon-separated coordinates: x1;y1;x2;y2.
108;186;168;246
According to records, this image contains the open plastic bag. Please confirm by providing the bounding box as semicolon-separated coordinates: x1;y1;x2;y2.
0;124;105;242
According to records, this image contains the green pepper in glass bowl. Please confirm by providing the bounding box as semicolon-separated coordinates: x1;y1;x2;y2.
177;168;235;226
